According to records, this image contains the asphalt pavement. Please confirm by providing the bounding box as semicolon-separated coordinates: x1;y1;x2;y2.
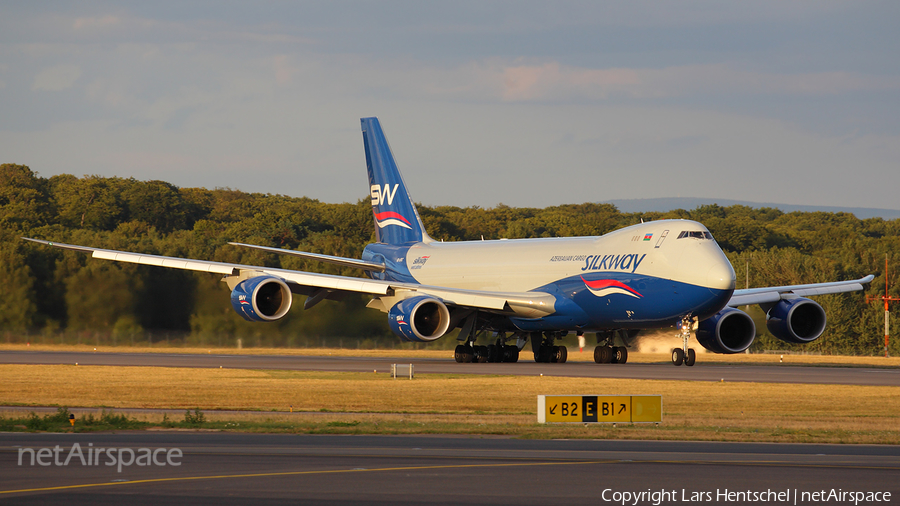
1;350;898;385
2;433;898;505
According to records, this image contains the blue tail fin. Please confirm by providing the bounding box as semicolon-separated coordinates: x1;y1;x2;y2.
361;117;431;245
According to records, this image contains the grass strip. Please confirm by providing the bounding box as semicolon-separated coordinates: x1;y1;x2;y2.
1;364;898;444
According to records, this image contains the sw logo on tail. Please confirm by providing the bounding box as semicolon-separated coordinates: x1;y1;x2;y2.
371;184;399;206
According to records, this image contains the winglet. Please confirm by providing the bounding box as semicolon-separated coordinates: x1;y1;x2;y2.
21;237;96;253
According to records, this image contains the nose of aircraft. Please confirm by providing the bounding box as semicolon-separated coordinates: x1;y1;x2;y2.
707;256;736;292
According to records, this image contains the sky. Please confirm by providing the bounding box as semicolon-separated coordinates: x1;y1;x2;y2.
1;1;898;210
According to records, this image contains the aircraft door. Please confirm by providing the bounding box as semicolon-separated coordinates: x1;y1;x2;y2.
655;230;669;248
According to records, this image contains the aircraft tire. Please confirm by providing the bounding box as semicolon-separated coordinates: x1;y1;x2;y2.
556;346;568;363
599;346;613;363
671;348;684;366
507;346;519;363
684;348;696;367
535;345;552;363
454;345;465;363
474;346;489;363
487;344;499;363
614;346;628;364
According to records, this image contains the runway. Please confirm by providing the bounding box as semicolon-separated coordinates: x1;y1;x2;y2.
2;433;897;505
1;350;898;385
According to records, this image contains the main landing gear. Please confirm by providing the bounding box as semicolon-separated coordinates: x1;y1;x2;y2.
454;332;521;363
593;330;628;364
594;345;628;364
531;331;568;363
672;316;697;366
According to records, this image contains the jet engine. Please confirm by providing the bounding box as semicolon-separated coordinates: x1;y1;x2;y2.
766;298;826;344
230;275;293;322
696;307;756;354
388;296;451;342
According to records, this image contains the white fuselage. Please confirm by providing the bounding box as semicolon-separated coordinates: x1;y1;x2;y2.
402;220;735;294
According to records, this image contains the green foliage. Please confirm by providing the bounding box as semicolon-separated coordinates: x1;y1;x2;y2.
49;174;125;230
0;407;144;432
0;242;38;331
25;407;71;431
183;408;206;426
78;410;139;429
0;164;52;231
5;167;899;355
23;407;71;431
64;263;139;331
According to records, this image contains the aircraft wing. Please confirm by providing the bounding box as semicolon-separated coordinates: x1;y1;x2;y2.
727;275;874;307
228;242;386;272
21;238;556;318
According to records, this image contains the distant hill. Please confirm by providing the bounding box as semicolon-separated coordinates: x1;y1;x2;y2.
603;197;900;220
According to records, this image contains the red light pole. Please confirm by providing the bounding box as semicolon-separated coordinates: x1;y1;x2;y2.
867;254;900;358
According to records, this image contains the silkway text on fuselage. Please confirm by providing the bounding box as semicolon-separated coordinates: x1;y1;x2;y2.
582;253;647;274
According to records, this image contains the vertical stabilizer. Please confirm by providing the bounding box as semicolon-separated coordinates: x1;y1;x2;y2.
361;117;432;245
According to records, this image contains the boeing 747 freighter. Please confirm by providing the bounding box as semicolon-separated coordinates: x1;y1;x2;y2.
25;118;873;366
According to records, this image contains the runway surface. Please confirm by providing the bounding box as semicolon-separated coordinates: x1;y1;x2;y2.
2;433;898;505
2;350;898;385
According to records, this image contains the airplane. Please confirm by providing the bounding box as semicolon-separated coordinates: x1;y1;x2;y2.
24;117;874;366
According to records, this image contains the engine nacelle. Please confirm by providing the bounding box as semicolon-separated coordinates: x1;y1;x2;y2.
388;296;451;342
230;276;293;322
696;307;756;354
766;298;826;344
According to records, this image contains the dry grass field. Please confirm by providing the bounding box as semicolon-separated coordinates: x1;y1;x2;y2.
0;362;897;443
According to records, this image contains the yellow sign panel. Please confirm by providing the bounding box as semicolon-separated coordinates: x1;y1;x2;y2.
631;395;663;423
542;396;585;423
538;395;661;424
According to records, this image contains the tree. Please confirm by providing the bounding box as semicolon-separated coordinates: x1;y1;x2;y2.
120;179;188;232
0;164;51;231
63;263;140;332
0;243;38;331
49;174;124;230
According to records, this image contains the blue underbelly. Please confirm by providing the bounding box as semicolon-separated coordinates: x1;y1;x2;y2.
513;272;732;331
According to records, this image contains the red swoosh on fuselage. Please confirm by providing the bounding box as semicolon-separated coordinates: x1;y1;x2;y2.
581;276;643;298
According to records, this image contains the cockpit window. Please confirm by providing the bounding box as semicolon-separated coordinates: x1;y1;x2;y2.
677;231;713;240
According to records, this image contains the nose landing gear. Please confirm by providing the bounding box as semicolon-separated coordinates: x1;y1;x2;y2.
672;316;697;366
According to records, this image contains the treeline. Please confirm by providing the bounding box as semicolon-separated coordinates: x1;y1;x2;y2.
1;163;898;354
